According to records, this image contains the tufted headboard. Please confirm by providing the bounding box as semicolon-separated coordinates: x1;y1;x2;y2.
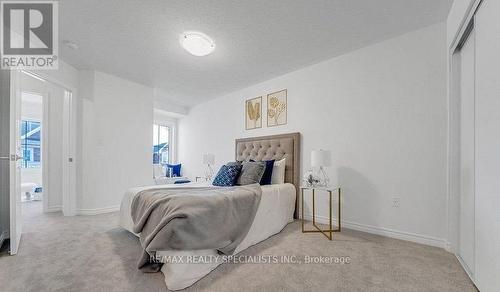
235;132;301;218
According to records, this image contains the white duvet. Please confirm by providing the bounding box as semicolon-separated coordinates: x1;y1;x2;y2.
119;182;296;290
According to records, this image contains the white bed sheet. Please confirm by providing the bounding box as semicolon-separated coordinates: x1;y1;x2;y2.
119;182;296;290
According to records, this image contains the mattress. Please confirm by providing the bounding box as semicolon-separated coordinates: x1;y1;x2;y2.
119;182;296;290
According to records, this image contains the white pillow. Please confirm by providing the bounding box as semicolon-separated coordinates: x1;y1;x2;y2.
271;158;286;184
153;164;165;179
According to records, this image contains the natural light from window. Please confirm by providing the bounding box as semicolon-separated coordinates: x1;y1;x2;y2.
153;124;170;165
20;120;41;168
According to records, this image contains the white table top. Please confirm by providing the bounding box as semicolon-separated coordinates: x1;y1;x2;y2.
300;185;340;191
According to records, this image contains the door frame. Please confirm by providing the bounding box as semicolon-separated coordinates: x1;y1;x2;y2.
446;0;483;286
447;0;482;252
19;70;77;216
19;87;50;214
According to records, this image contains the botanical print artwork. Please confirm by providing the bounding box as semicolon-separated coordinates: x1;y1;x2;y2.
267;89;287;127
246;96;262;130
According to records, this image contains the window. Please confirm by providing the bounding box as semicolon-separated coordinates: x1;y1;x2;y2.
20;120;41;168
153;124;171;165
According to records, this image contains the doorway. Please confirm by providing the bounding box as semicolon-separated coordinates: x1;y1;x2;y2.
8;70;76;255
20;91;44;216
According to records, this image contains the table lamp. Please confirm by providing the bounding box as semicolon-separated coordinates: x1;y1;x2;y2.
203;153;215;180
311;150;331;187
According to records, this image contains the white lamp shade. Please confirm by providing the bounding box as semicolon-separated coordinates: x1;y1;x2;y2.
311;150;331;167
203;153;215;165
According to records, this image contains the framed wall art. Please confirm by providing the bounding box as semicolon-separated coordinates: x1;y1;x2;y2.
267;89;287;127
245;96;262;130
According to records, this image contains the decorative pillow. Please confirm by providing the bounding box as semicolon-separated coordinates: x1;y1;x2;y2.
237;161;266;185
271;158;286;184
250;159;275;185
226;161;243;167
213;164;242;186
174;179;191;184
166;164;182;177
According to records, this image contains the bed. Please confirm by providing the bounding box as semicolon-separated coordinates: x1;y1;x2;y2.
119;132;301;290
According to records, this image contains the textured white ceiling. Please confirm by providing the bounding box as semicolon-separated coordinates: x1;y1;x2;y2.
59;0;452;107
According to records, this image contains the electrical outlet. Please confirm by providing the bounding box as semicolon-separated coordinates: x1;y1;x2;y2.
392;197;401;208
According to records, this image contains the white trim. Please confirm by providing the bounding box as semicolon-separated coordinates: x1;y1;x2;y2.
10;69;22;255
446;0;482;284
449;0;483;54
61;91;76;216
46;205;62;213
303;213;448;249
444;241;454;253
75;205;120;216
42;90;49;214
456;253;475;283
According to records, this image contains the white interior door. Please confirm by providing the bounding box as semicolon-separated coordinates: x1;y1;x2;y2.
458;28;476;277
9;70;22;255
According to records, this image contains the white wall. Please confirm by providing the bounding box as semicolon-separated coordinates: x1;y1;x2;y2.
78;71;155;212
179;23;448;247
36;60;80;91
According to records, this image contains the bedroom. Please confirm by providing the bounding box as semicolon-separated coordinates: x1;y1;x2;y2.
0;0;499;291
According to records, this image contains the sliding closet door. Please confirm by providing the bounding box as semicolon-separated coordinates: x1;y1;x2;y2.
474;0;500;290
458;28;475;277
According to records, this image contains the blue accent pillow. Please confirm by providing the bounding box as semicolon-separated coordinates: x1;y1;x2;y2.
213;164;242;186
250;159;275;185
166;164;182;177
174;179;191;184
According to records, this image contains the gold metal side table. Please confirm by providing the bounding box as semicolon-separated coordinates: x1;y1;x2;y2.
301;186;341;240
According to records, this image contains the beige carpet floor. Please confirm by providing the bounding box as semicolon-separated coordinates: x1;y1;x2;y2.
0;201;476;292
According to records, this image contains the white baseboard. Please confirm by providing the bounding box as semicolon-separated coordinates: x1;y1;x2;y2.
444;241;454;253
46;205;62;213
303;213;448;249
456;253;475;283
76;205;120;216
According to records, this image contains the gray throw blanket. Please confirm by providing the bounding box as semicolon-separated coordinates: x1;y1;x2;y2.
131;184;262;272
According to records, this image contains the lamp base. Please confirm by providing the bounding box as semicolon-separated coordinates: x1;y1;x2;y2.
314;167;329;187
205;164;214;181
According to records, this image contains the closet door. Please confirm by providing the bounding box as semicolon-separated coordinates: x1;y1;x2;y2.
458;28;475;277
474;0;500;290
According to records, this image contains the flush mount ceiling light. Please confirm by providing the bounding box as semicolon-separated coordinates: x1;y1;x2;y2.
180;32;215;56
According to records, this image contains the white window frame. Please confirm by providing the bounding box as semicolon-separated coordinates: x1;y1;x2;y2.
20;118;41;169
153;120;177;165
